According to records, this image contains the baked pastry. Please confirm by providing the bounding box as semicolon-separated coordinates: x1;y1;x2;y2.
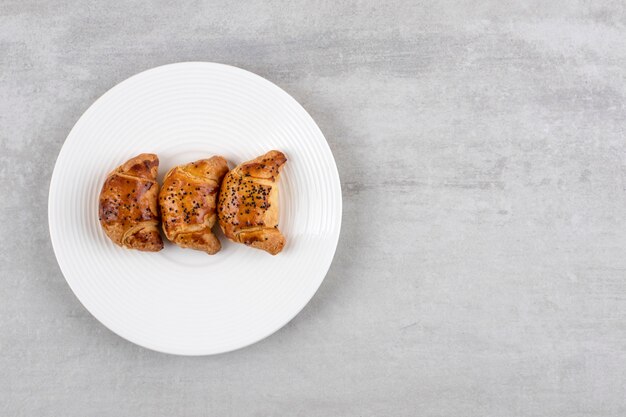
98;153;163;251
218;150;287;255
159;156;229;254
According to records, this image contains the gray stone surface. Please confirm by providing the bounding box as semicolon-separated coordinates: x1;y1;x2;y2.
2;0;626;415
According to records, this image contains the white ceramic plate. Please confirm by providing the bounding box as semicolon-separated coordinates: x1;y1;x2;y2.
48;62;342;355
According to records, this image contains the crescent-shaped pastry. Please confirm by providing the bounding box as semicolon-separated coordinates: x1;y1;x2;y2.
98;153;163;251
159;156;229;254
218;150;287;255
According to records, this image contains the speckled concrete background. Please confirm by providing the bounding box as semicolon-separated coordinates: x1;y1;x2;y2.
2;1;626;416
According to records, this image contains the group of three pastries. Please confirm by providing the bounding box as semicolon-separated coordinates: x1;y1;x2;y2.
98;151;286;255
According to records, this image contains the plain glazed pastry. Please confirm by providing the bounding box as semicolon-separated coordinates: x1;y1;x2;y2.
159;156;229;255
218;150;287;255
98;153;163;251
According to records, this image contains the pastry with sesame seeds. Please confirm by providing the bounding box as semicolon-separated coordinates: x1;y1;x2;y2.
159;156;229;255
217;150;287;255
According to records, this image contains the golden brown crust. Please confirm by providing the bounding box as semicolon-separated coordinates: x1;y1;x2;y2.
98;153;163;251
159;156;229;255
218;150;287;255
